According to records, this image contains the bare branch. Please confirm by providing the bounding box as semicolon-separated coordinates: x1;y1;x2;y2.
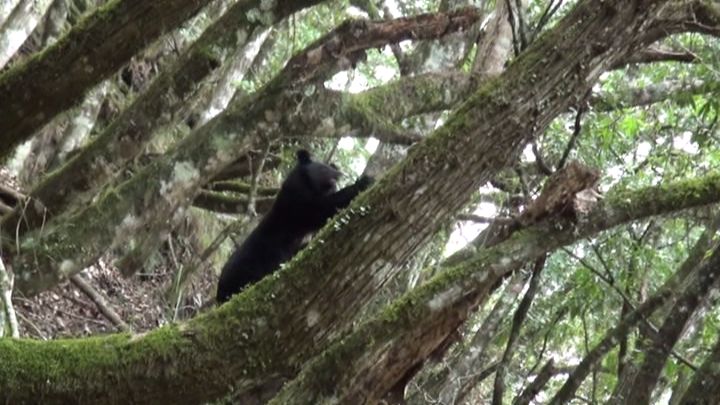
492;257;545;405
591;79;716;112
0;255;19;337
513;359;557;405
276;7;482;87
557;104;586;169
69;273;131;333
456;214;514;225
615;44;698;68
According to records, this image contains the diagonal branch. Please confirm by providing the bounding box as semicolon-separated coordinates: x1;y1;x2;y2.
513;359;558;405
614;44;698;68
1;151;719;403
269;171;720;404
491;256;545;405
679;333;720;404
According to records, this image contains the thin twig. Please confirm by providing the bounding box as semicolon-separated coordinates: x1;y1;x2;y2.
530;0;564;43
526;304;568;377
561;247;697;371
514;0;528;49
0;256;19;337
168;216;255;307
557;104;586;169
505;0;521;56
54;308;108;327
492;256;546;405
324;139;340;163
15;311;46;340
247;143;272;216
167;237;184;322
70;273;131;332
532;140;554;175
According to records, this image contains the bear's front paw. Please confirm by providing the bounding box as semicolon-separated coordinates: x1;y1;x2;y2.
356;175;374;190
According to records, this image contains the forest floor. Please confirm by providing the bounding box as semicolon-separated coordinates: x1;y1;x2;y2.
15;260;216;338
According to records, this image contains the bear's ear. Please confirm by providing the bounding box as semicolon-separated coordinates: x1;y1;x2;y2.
296;149;312;165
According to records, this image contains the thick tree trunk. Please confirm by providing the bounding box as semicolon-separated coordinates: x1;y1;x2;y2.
268;172;720;404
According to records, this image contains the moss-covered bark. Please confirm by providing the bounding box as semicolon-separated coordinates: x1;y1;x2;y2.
0;0;213;160
0;298;293;404
267;171;720;403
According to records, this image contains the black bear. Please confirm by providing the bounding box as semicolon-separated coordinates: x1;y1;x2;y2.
216;149;373;303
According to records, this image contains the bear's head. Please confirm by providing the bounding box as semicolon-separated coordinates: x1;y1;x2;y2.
281;149;342;198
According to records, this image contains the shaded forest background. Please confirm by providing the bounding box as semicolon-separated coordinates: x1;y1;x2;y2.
1;0;720;404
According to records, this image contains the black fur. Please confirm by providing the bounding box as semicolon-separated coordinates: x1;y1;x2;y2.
216;149;373;303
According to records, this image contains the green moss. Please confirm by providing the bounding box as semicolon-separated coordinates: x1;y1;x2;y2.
0;333;128;391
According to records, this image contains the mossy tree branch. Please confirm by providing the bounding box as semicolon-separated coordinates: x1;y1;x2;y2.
270;172;720;404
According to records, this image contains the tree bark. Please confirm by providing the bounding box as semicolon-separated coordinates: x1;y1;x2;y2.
411;270;527;404
513;359;557;405
268;172;720;404
620;248;720;404
491;257;545;405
